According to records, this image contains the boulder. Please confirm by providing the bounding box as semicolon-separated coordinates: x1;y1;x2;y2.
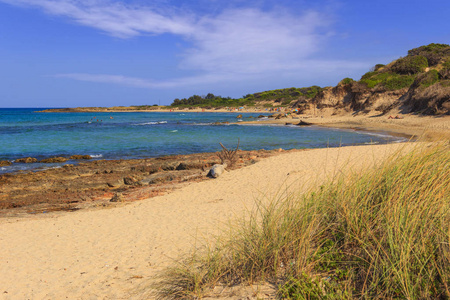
258;115;266;118
110;192;123;202
15;157;38;163
176;162;189;170
236;114;243;118
40;157;69;163
208;164;227;178
69;155;92;160
0;160;12;167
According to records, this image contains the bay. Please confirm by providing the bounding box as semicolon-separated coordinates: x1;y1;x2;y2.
0;108;402;174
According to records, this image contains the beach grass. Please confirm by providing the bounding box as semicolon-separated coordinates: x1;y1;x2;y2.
155;142;450;299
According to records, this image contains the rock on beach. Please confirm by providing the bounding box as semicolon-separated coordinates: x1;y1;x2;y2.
208;164;227;178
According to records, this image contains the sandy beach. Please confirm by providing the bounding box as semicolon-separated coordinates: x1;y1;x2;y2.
0;141;424;299
0;113;449;299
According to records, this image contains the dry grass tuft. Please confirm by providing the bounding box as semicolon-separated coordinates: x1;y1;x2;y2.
217;139;240;167
155;142;450;299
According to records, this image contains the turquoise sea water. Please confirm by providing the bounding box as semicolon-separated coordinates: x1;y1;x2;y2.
0;108;403;174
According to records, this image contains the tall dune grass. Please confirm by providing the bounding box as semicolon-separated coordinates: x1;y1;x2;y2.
155;143;450;299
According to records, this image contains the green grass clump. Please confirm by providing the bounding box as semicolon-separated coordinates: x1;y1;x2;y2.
156;143;450;299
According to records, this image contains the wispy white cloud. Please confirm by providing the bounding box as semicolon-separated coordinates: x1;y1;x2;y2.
2;0;369;89
0;0;195;38
54;72;243;89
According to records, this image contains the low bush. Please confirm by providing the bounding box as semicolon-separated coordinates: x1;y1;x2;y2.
339;77;354;85
391;55;428;75
416;69;440;88
374;63;385;71
360;72;414;90
383;74;415;90
408;43;450;66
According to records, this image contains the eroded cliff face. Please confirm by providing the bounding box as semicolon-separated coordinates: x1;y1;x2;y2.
401;81;450;114
292;80;449;116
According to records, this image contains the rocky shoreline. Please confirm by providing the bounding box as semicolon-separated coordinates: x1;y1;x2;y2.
0;148;290;218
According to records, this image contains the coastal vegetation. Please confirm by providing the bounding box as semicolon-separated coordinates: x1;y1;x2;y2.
169;86;324;109
166;43;450;115
41;43;450;115
156;143;450;299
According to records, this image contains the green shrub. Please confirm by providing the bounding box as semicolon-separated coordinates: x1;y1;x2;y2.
339;77;354;85
391;55;428;75
360;71;377;80
408;43;450;66
374;64;385;71
304;86;322;98
360;72;390;88
416;69;440;88
360;72;414;90
384;74;415;90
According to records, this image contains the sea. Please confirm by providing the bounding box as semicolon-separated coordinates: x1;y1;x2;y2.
0;108;405;174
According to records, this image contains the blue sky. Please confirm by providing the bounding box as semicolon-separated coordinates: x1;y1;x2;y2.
0;0;449;108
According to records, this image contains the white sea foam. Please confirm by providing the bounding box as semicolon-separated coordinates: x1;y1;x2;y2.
364;141;380;145
134;121;168;125
90;154;103;158
170;130;178;132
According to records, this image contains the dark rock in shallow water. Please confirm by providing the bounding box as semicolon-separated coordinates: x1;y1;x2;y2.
40;157;69;163
258;115;266;118
296;120;312;126
236;114;243;118
70;155;92;160
0;160;12;167
15;157;38;163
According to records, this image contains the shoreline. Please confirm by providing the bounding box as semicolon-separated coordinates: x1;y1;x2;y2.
38;106;450;139
0;142;426;299
238;113;450;141
2;112;420;176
